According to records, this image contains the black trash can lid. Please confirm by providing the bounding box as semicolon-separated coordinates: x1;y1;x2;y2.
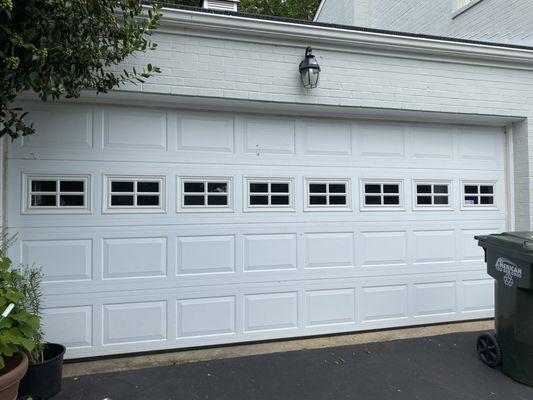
476;232;533;253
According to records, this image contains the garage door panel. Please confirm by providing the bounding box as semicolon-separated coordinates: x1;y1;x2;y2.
243;117;295;155
178;112;235;153
360;231;408;267
413;282;456;317
304;232;355;268
244;292;298;332
409;126;454;160
177;296;236;338
177;235;235;275
243;234;297;271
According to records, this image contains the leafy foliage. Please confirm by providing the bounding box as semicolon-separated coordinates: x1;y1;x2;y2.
0;0;163;139
0;251;40;370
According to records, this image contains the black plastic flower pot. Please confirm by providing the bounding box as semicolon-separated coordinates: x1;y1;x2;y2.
18;343;66;399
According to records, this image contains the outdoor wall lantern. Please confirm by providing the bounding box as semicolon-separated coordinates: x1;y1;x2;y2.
299;46;321;89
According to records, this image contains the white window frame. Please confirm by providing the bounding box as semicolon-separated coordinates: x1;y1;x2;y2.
412;180;453;211
452;0;483;18
304;178;351;211
22;174;91;214
104;175;166;214
178;177;233;213
244;177;294;212
360;179;404;211
461;180;497;210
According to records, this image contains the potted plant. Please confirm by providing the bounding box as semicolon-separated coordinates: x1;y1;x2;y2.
0;251;39;400
13;265;66;399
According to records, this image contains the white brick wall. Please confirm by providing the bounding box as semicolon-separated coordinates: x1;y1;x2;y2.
318;0;533;46
111;12;533;227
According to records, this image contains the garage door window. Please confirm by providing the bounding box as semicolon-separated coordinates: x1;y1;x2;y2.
414;181;452;209
462;182;496;209
361;180;403;210
245;178;293;211
105;176;165;213
24;174;90;214
305;179;350;210
179;177;232;211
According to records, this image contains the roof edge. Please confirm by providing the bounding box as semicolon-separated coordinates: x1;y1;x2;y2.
313;0;327;22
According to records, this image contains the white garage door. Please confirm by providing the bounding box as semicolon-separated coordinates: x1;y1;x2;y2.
7;102;506;358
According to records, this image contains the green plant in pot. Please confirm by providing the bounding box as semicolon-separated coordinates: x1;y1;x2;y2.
0;251;40;400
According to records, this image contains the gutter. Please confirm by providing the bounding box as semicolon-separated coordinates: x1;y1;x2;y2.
152;5;533;69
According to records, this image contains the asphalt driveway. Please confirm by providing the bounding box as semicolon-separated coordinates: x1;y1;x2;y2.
56;331;533;400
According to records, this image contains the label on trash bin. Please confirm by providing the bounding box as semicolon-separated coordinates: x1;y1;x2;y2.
495;257;522;287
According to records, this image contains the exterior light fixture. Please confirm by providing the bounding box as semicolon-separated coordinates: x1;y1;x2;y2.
299;46;321;89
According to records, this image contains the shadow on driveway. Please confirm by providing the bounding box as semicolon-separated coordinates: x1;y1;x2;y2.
57;331;533;400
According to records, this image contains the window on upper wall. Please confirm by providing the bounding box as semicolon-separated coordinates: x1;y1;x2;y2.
179;177;232;212
462;181;496;209
104;175;165;213
23;174;91;214
413;181;452;210
452;0;483;16
305;179;351;211
245;178;294;211
361;179;404;210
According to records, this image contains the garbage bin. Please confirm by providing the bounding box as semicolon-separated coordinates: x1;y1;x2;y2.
475;232;533;386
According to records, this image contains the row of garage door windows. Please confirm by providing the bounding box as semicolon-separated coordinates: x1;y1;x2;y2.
24;174;497;213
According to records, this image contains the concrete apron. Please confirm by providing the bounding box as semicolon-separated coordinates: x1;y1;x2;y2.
63;320;494;378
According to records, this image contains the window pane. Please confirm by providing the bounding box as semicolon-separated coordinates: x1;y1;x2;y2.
417;185;431;194
184;195;204;206
309;195;327;205
365;184;381;194
137;181;159;193
31;180;56;192
417;196;432;205
59;195;84;206
464;185;478;194
365;195;381;205
464;196;478;205
271;183;289;193
329;184;346;193
208;182;228;193
329;195;346;205
250;183;268;193
309;184;327;193
137;195;159;206
31;195;56;207
184;182;205;193
434;185;448;194
434;196;449;205
208;195;228;206
480;186;494;194
111;195;134;206
271;195;289;205
480;196;494;205
250;195;268;205
111;181;134;192
383;184;399;194
384;195;400;205
60;181;84;192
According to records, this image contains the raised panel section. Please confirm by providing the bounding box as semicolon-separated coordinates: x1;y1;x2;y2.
357;123;405;158
304;122;351;155
103;108;167;151
103;238;167;279
458;128;500;161
362;285;408;322
244;292;298;331
305;233;354;268
21;239;92;282
103;301;167;344
462;279;495;313
361;231;407;267
177;297;235;337
244;118;295;154
413;282;456;317
244;234;297;271
177;236;235;275
413;230;455;264
306;289;355;326
43;306;92;348
178;114;234;153
410;126;453;159
461;229;498;262
21;106;92;149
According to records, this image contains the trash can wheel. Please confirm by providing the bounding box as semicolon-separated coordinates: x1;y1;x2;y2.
476;333;502;368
